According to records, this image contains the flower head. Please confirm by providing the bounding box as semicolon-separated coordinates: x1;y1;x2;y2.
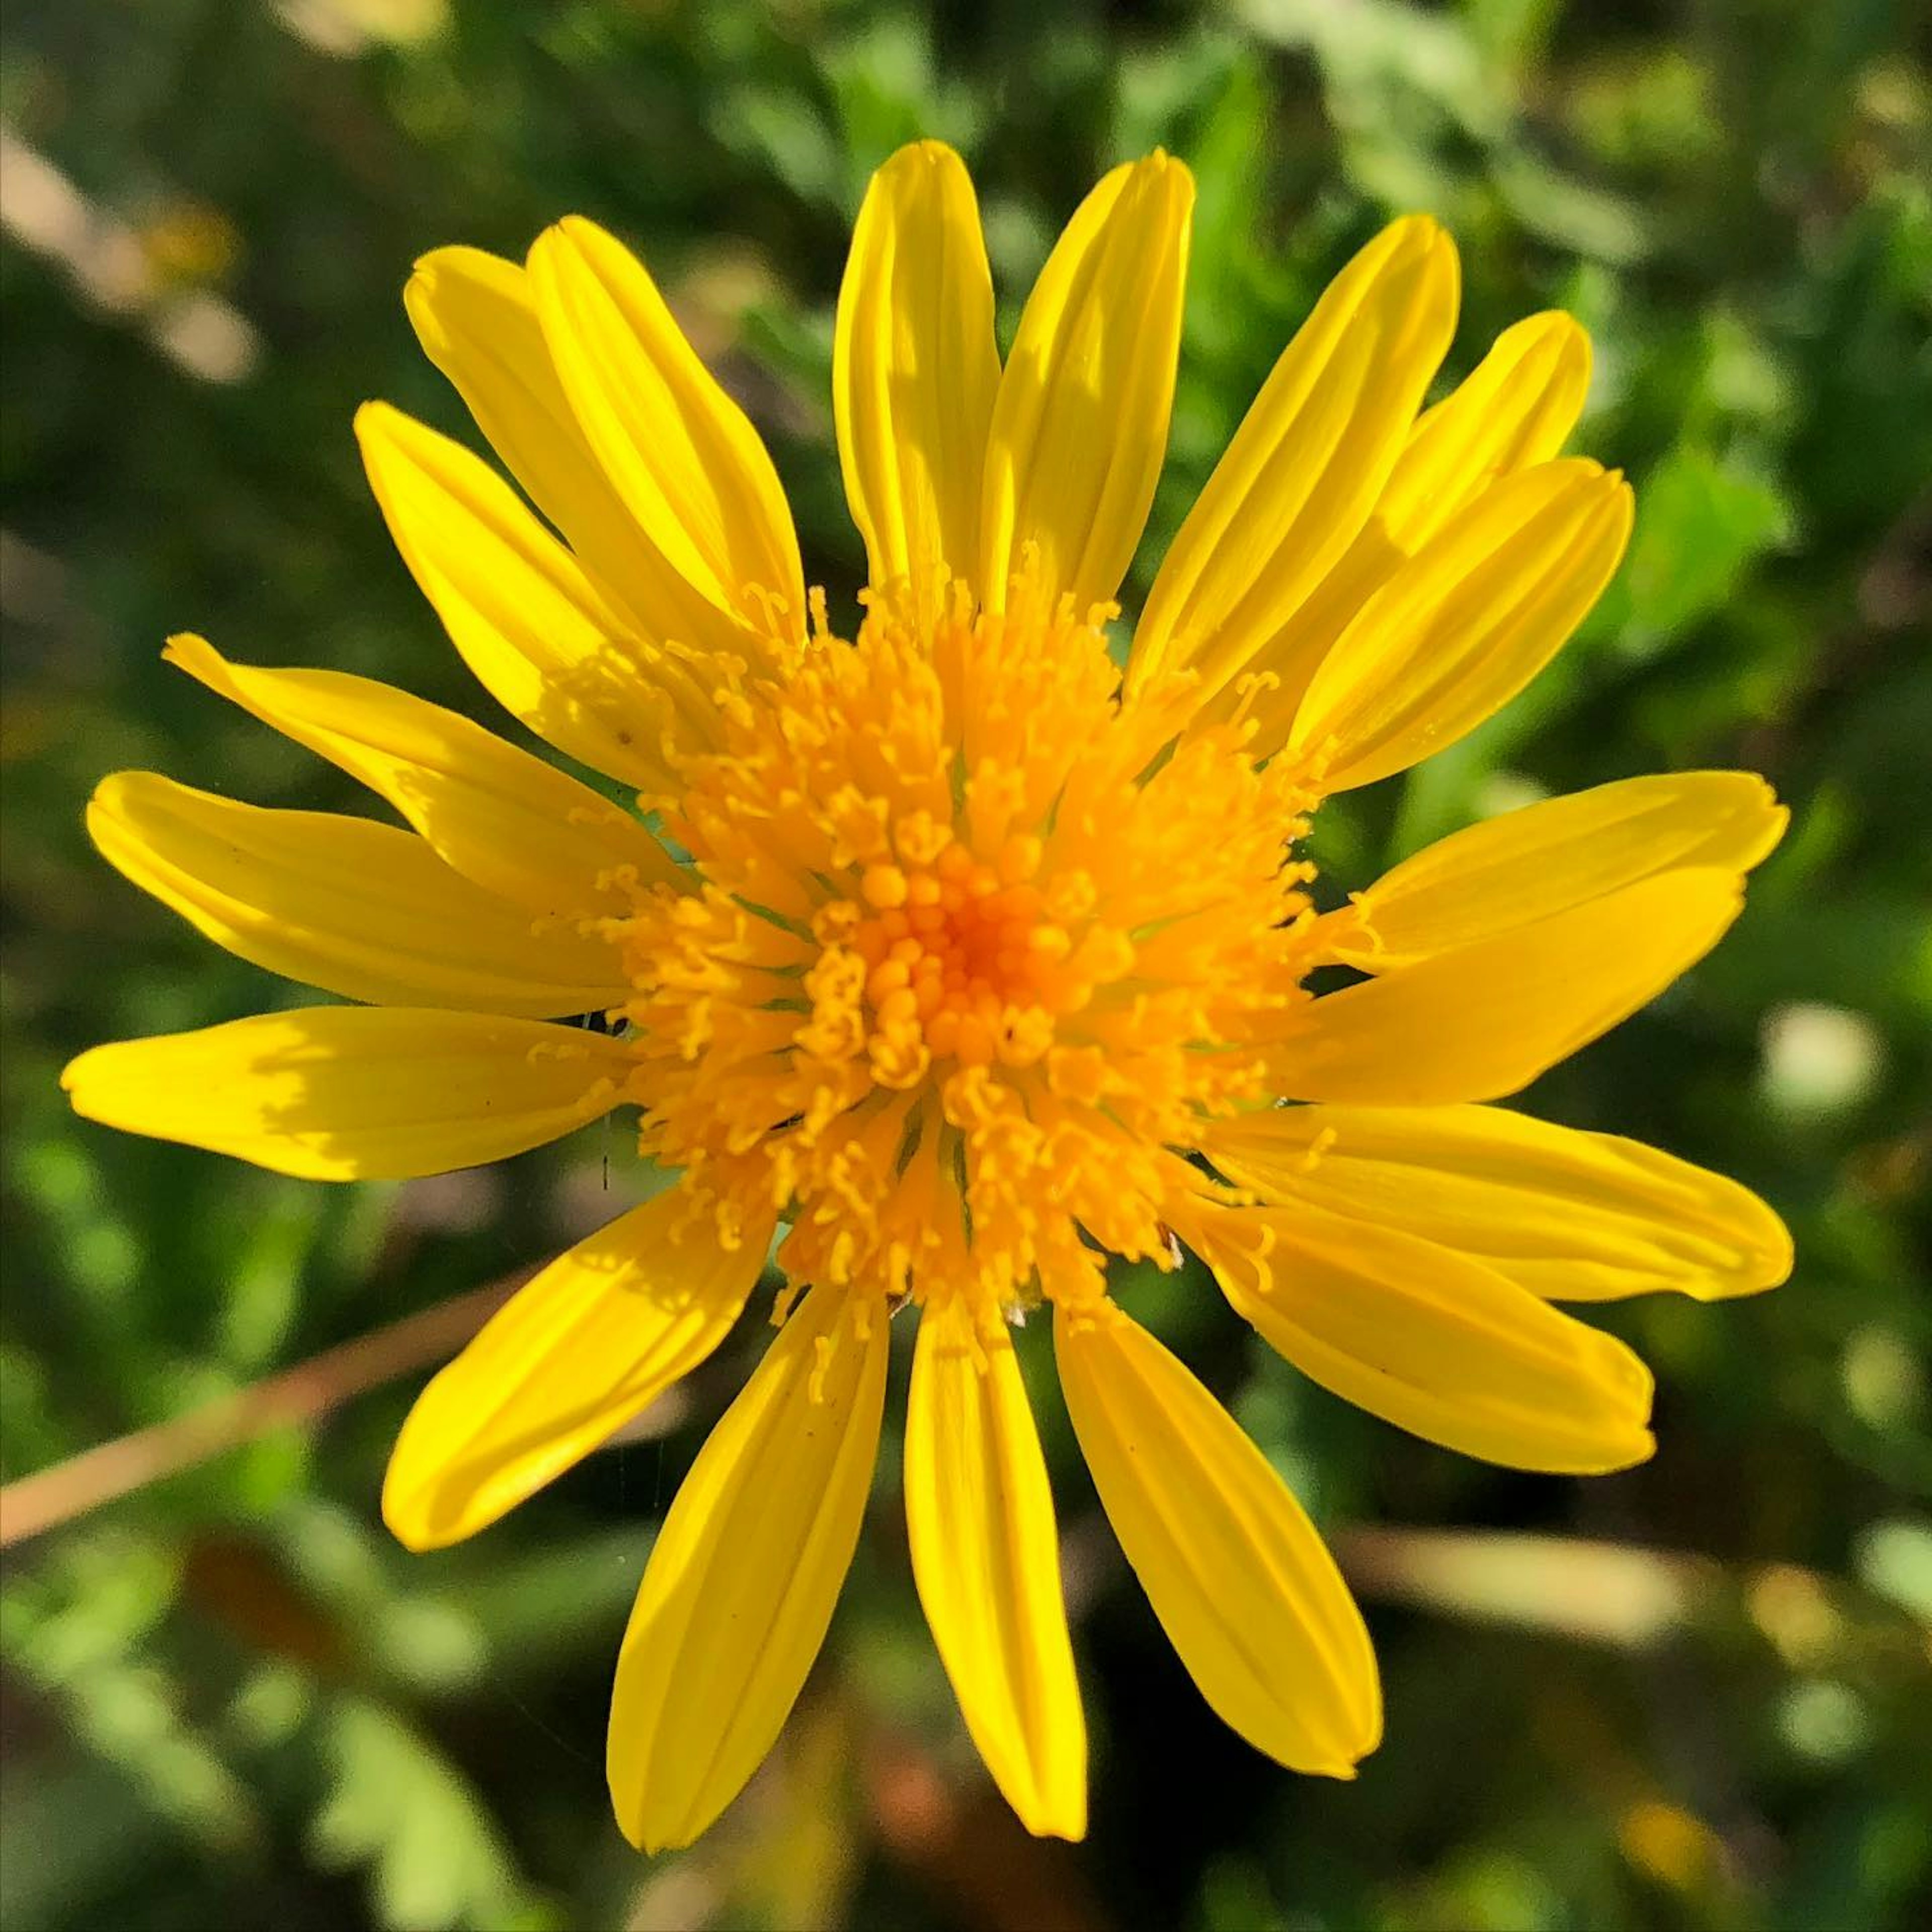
64;141;1791;1850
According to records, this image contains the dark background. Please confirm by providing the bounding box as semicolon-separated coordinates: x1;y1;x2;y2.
3;2;1928;1927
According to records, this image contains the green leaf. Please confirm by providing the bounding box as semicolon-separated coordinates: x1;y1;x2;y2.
310;1696;535;1932
1620;443;1794;655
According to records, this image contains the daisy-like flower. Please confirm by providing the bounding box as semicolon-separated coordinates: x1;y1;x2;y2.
64;141;1792;1850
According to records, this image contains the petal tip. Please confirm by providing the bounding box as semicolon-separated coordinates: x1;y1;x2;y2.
351;399;405;455
378;1490;440;1556
1031;1804;1089;1843
896;136;965;175
1743;1203;1797;1293
161;631;219;674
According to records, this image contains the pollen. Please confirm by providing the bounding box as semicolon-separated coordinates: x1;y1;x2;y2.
614;570;1326;1324
851;837;1082;1068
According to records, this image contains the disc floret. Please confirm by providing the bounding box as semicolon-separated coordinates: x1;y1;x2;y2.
615;572;1324;1326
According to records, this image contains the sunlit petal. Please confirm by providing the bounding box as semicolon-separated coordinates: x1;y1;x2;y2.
1131;215;1458;705
1183;1201;1656;1473
1332;771;1787;969
88;772;627;1016
1287;459;1633;787
1271;870;1743;1104
835;141;1000;609
906;1299;1085;1837
528;216;805;639
981;153;1193;612
607;1287;888;1852
165;633;684;922
385;1185;776;1549
1055;1299;1380;1774
63;1008;635;1180
1201;1103;1793;1302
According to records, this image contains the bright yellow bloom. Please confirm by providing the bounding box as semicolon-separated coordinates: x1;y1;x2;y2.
63;142;1792;1851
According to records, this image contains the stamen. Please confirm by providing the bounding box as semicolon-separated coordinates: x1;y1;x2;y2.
612;559;1325;1330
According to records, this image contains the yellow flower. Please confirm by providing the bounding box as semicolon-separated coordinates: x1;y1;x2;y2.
63;141;1792;1851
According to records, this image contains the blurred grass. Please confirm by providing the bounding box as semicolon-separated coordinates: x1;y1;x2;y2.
2;2;1929;1928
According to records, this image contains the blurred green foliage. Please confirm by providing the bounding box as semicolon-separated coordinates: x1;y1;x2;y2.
3;2;1929;1928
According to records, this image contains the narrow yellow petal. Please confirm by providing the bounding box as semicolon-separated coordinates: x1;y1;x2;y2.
356;401;683;792
1241;311;1592;734
527;216;805;639
1053;1300;1379;1776
164;633;683;923
62;1008;635;1180
406;244;747;657
87;772;628;1017
1287;459;1633;790
980;153;1193;613
1382;311;1593;548
834;141;999;608
1129;216;1458;702
1333;772;1788;970
608;1287;888;1852
1184;1201;1656;1473
384;1186;777;1550
1270;870;1744;1104
1201;1105;1793;1302
905;1300;1086;1839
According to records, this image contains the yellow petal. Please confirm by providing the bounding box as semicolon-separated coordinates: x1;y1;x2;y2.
1240;311;1592;736
1129;216;1458;702
356;401;686;792
1053;1299;1379;1776
384;1185;777;1550
1184;1201;1656;1473
905;1299;1085;1839
608;1287;888;1852
62;1008;635;1180
527;216;805;638
834;141;1000;608
1287;459;1633;790
1272;869;1744;1105
88;772;628;1017
1382;311;1593;549
164;633;683;923
1200;1105;1793;1302
1333;772;1788;970
406;244;744;656
980;153;1193;613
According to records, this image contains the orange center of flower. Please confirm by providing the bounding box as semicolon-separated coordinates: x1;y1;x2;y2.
847;835;1144;1078
614;571;1327;1317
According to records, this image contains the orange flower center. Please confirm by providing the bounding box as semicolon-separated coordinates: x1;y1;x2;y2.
614;571;1327;1315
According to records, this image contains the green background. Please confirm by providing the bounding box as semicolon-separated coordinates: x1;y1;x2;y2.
3;2;1928;1927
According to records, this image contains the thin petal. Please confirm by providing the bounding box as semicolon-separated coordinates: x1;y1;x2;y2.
1332;772;1788;970
980;153;1193;612
1271;870;1743;1105
1053;1299;1379;1776
356;401;685;792
608;1287;888;1852
528;216;805;638
384;1185;777;1550
88;772;628;1017
1287;459;1633;790
905;1299;1085;1839
62;1008;635;1180
165;634;683;923
1381;311;1593;548
406;244;746;656
1200;1104;1793;1303
1129;216;1458;703
834;141;999;607
1184;1201;1656;1472
1242;311;1592;735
